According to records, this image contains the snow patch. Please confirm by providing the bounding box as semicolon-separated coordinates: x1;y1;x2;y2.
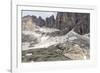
39;27;60;33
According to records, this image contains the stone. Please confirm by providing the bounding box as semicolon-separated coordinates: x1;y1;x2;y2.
63;44;88;60
36;16;45;27
45;15;55;27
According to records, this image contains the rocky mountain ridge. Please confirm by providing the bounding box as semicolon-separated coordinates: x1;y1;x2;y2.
22;12;90;35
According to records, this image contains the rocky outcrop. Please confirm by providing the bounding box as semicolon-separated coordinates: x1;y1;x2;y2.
74;13;90;35
45;15;55;27
55;12;76;30
55;12;90;35
22;15;36;31
22;12;90;35
56;42;89;60
22;33;38;43
36;16;45;27
22;15;45;31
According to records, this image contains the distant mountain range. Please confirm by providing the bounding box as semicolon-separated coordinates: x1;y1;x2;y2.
22;12;90;35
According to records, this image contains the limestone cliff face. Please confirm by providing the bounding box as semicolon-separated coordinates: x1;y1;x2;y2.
22;12;90;35
45;15;55;28
55;12;76;30
55;12;90;35
74;13;90;35
22;15;37;31
55;12;76;35
36;16;45;27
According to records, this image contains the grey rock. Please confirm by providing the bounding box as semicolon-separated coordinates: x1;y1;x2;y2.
45;15;55;27
36;16;45;27
55;12;90;35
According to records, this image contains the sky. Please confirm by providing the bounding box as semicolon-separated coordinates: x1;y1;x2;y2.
22;10;57;19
